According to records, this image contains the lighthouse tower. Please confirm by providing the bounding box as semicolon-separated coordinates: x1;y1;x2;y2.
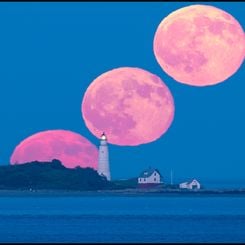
98;132;111;181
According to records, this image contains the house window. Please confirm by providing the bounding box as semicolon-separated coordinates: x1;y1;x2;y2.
154;178;156;181
144;178;146;182
154;172;156;176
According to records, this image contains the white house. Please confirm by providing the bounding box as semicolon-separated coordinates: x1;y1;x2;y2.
179;179;201;190
138;167;163;185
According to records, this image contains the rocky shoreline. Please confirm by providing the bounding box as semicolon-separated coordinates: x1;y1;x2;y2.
0;188;245;197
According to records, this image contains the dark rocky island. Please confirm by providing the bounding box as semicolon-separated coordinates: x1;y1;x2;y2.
0;160;139;191
0;161;245;196
0;160;113;191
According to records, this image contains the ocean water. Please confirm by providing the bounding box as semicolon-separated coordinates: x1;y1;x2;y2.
0;194;245;243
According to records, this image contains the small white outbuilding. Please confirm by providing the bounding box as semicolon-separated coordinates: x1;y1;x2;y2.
179;179;201;190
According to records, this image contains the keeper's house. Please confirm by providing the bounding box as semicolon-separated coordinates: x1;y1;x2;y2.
138;167;163;188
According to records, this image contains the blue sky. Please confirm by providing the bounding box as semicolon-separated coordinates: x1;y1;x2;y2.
0;2;244;186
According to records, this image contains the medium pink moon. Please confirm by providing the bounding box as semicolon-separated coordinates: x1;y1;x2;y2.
81;67;175;146
153;4;245;86
10;130;98;169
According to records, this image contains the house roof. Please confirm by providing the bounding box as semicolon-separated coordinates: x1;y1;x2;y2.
139;167;161;178
180;179;200;185
187;179;199;184
188;179;199;184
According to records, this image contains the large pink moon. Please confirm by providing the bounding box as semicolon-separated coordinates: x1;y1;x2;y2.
81;67;175;146
153;4;245;86
10;130;98;169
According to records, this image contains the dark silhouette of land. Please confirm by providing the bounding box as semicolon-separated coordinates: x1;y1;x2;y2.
0;160;113;191
0;160;245;195
0;160;140;191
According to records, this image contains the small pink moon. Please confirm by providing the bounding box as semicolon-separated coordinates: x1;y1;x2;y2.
81;67;175;146
10;130;98;169
153;4;245;86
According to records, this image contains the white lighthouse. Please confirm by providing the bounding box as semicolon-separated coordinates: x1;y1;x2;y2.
98;132;111;181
